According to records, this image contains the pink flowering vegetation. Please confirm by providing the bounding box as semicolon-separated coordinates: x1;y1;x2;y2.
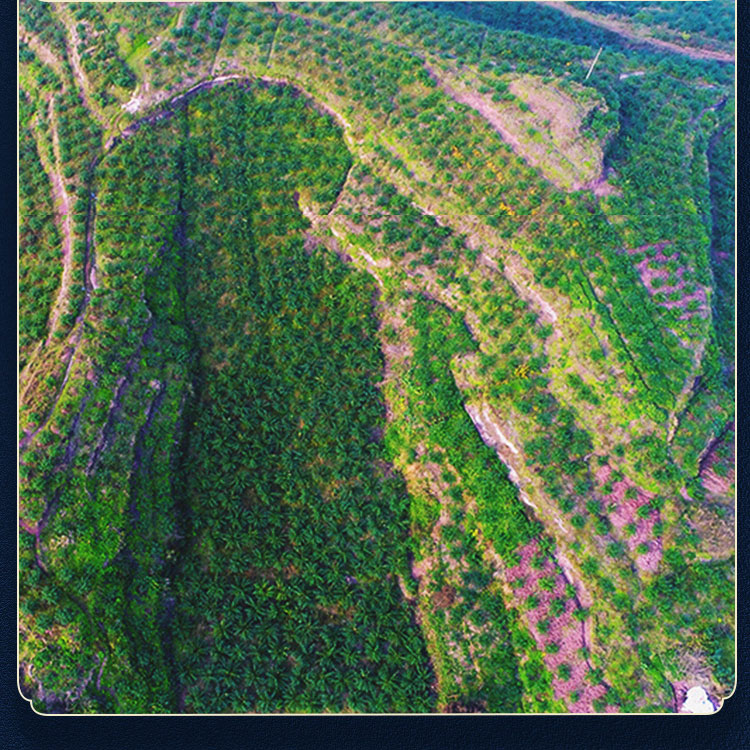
504;538;615;713
596;464;663;573
627;242;708;322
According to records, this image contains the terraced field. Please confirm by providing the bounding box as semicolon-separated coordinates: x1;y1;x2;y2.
18;1;734;714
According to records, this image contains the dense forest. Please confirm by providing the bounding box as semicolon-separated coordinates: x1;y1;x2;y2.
19;0;734;714
20;81;437;713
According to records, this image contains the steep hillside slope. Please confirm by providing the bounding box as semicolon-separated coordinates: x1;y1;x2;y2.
19;0;734;714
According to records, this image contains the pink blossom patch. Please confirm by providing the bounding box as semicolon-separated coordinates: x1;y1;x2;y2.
597;465;662;572
625;243;708;319
505;539;611;712
699;426;735;496
636;260;705;300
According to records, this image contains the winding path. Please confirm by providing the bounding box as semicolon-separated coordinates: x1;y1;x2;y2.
54;5;108;127
20;96;75;405
42;97;74;348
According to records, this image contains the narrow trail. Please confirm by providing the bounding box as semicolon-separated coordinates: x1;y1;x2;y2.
704;117;734;373
423;63;527;169
43;96;74;349
462;397;565;539
667;336;707;443
539;1;734;64
20;25;75;367
20;95;74;392
464;403;521;458
579;268;657;406
208;7;229;77
696;420;734;479
491;251;558;325
19;327;82;454
265;9;283;69
54;5;108;128
477;29;487;62
19;177;99;455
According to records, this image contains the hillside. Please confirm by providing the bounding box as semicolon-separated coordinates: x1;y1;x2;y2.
18;0;735;714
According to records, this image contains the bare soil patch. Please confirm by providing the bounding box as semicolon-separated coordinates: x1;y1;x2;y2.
424;63;613;194
19;24;67;79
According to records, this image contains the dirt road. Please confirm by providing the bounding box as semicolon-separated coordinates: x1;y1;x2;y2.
540;2;734;64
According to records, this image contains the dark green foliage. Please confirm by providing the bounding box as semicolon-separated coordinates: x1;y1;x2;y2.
18;0;734;715
640;554;734;693
405;298;536;560
166;84;433;713
73;4;137;92
20;82;434;714
19;92;61;367
706;119;735;376
20;0;69;52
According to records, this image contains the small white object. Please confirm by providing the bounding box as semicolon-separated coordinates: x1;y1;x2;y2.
585;46;603;80
682;686;716;714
